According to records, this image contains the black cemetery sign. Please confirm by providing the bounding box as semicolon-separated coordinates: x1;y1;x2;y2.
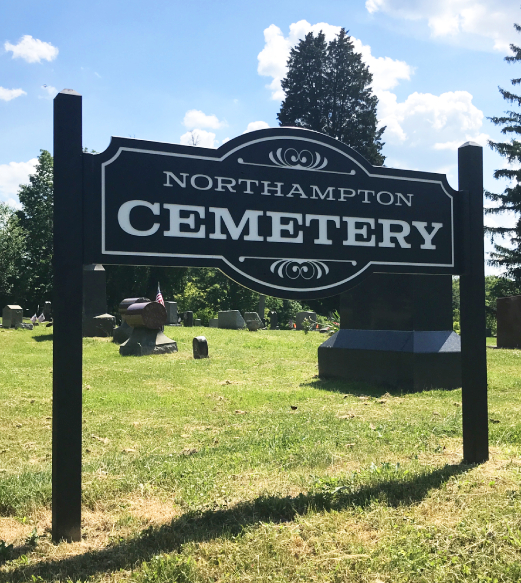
53;90;487;543
83;128;459;298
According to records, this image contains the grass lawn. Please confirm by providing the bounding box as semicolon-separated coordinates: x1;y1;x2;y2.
1;326;521;582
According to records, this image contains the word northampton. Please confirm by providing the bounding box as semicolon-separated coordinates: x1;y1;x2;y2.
118;201;443;250
163;171;415;207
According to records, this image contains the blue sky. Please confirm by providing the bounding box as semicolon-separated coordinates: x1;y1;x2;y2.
1;0;520;274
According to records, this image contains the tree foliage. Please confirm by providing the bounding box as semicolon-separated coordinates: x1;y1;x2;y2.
0;203;25;307
277;28;385;165
486;20;521;281
16;150;54;309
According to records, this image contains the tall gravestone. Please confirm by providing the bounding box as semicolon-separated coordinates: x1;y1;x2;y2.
82;264;115;337
497;295;521;348
2;305;23;328
164;301;178;325
318;274;461;390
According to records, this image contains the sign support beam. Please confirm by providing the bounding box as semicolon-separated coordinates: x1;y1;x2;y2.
52;89;83;541
458;142;488;463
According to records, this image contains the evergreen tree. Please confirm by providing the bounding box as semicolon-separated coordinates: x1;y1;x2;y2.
277;28;385;166
16;150;54;309
486;19;521;281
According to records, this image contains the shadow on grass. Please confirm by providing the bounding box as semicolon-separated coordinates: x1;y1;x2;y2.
32;334;53;342
0;462;471;582
302;377;459;397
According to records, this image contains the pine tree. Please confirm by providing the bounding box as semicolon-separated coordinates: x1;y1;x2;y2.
277;28;385;166
486;21;521;281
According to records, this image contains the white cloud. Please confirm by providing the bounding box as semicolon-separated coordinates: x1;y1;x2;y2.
244;121;270;133
180;129;217;148
378;90;486;150
257;20;413;100
38;85;57;100
0;87;26;101
4;35;59;63
0;159;37;204
365;0;517;52
183;109;227;130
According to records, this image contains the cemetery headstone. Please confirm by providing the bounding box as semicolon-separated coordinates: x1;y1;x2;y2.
318;274;461;390
42;301;52;321
268;310;278;330
218;310;246;329
497;295;521;348
296;311;317;330
258;295;266;325
113;297;150;344
2;305;23;328
164;301;179;325
119;300;178;356
193;336;209;359
82;264;115;337
209;318;218;328
194;318;202;326
184;311;194;327
244;311;262;331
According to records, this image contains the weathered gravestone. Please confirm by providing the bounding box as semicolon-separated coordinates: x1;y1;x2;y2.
2;305;23;328
209;318;218;328
194;318;202;326
296;311;317;330
164;301;179;325
318;274;461;390
119;301;178;356
82;264;115;337
497;295;521;348
218;310;246;329
113;297;150;344
244;311;262;331
193;336;209;359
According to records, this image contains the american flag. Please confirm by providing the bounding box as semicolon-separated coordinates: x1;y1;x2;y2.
156;284;165;307
30;313;37;324
37;313;45;323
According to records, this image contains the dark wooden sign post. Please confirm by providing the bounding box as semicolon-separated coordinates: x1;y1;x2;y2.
52;89;487;542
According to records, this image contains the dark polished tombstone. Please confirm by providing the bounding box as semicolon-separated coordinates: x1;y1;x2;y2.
184;311;194;327
82;264;115;337
42;301;52;321
193;336;209;359
497;295;521;348
268;310;278;330
165;301;179;325
318;274;461;390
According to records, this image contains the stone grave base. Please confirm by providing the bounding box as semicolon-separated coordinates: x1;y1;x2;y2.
113;320;132;344
318;329;461;391
120;327;178;356
83;314;116;337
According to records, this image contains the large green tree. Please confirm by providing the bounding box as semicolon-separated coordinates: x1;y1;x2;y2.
486;19;521;281
0;202;26;307
15;150;54;309
277;28;385;166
